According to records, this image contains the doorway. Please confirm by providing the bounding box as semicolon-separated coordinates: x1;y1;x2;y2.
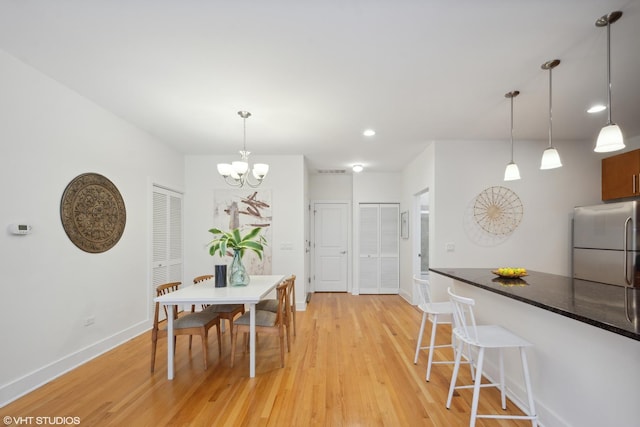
414;190;430;277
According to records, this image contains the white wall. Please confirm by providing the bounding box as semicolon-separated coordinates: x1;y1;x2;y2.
183;154;307;310
303;160;310;301
0;50;184;406
309;174;352;200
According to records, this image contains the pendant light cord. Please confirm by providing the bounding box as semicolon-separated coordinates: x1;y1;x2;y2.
548;67;553;148
510;96;514;162
606;20;612;125
243;115;247;152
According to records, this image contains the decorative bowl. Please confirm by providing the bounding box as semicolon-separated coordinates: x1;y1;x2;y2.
491;268;528;278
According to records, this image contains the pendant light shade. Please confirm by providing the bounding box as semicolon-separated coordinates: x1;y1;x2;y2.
504;162;521;181
504;91;521;181
594;11;624;153
540;147;562;169
595;123;624;153
540;59;563;170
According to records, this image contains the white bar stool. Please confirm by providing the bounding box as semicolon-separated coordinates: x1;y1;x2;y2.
413;276;473;382
446;287;537;427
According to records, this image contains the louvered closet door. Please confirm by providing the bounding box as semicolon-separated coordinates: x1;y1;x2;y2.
359;204;380;294
379;205;399;293
358;204;399;294
152;186;183;318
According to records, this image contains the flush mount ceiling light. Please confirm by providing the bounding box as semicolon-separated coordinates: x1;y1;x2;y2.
587;104;607;114
504;91;521;181
540;59;562;170
594;11;625;153
352;164;364;173
363;129;376;137
217;111;269;188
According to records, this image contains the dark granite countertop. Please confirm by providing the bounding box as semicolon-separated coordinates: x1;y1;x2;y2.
430;268;640;341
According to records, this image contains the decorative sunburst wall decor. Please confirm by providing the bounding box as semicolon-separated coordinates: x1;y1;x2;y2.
472;186;523;236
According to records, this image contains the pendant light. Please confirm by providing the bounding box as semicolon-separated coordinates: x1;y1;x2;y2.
594;11;624;153
504;91;521;181
217;111;269;188
540;59;562;169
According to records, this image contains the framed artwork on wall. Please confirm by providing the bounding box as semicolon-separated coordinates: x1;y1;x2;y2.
400;210;409;239
213;189;272;274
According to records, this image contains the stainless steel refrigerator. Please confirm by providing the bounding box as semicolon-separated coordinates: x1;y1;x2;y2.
573;200;640;288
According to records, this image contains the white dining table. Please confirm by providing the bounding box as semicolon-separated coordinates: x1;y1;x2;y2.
155;274;285;379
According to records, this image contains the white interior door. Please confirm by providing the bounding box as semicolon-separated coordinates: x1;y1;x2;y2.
314;202;349;292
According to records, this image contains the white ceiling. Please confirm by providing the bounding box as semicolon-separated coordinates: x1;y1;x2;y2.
1;0;639;173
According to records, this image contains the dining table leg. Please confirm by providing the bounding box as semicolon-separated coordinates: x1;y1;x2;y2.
249;302;256;378
167;303;175;380
249;304;256;378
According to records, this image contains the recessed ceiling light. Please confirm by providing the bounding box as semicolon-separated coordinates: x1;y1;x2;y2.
352;164;364;173
588;104;607;113
363;129;375;137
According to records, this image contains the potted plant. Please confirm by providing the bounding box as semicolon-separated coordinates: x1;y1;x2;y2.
207;227;267;286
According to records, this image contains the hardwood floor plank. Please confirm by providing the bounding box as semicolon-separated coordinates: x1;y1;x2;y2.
1;293;535;426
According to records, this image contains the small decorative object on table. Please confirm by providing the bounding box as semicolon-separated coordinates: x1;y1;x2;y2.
207;227;266;286
229;249;249;286
214;265;227;287
492;267;528;278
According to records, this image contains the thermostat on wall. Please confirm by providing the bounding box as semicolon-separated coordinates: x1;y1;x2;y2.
9;223;32;235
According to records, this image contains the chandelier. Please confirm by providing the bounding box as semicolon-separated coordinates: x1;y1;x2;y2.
217;111;269;188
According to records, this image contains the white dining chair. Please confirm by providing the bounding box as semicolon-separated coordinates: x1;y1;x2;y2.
413;275;473;382
446;287;537;427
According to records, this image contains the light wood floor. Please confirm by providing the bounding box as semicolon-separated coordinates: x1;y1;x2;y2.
2;293;534;426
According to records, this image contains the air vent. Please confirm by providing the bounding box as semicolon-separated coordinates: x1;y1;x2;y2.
317;169;346;174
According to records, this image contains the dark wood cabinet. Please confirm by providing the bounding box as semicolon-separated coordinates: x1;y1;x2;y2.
602;149;640;200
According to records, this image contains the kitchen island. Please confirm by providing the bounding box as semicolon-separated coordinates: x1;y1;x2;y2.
429;268;639;340
429;267;640;427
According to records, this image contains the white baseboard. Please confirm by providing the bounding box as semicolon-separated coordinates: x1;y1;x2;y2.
398;288;412;305
0;321;150;408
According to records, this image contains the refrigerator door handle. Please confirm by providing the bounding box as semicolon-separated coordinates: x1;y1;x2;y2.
624;216;632;286
623;217;634;322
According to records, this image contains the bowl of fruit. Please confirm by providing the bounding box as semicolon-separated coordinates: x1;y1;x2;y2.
492;267;528;278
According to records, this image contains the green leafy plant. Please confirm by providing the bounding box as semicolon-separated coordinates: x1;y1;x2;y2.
207;227;267;259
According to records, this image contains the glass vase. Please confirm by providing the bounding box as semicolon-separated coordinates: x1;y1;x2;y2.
229;249;250;286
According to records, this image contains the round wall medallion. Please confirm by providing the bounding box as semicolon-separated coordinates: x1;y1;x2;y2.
473;186;523;235
60;173;126;253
